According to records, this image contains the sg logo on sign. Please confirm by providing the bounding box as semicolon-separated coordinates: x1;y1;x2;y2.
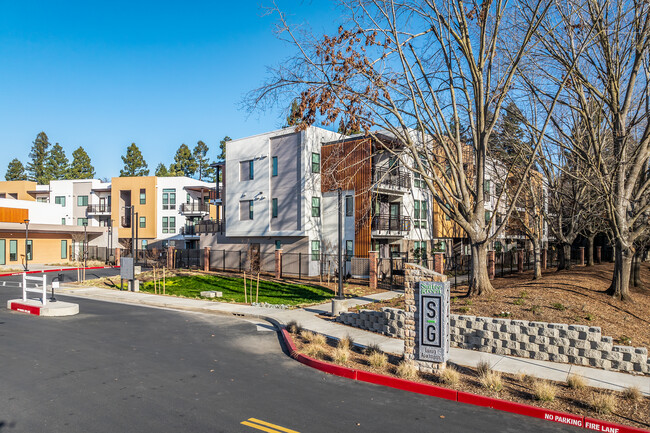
421;295;442;348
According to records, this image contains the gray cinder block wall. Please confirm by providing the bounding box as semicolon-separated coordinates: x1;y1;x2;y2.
336;309;649;375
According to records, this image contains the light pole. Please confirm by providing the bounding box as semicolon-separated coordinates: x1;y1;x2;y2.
24;219;30;271
83;221;88;269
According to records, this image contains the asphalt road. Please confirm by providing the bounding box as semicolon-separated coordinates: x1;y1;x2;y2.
0;271;584;433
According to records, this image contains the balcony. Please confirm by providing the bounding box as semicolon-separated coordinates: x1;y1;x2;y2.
371;214;411;238
180;203;210;215
372;167;411;192
87;204;111;214
196;219;225;234
179;225;199;237
121;216;131;228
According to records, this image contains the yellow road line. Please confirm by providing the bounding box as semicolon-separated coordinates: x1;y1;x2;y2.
241;418;300;433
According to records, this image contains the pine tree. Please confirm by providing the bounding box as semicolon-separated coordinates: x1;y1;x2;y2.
120;143;149;177
27;132;51;184
155;163;169;176
5;158;27;181
218;136;231;162
46;143;70;180
286;99;301;127
68;147;95;179
193;140;214;181
169;143;197;177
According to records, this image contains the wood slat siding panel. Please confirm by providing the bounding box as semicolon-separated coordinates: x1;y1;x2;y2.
321;138;372;256
0;207;29;224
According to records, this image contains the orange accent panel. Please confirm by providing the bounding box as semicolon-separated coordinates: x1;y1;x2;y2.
0;207;29;223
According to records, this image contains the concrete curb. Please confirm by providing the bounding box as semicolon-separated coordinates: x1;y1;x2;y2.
279;329;649;433
0;265;118;278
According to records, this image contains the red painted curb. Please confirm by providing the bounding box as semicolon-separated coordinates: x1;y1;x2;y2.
357;370;457;401
9;302;41;316
279;329;649;433
0;266;119;278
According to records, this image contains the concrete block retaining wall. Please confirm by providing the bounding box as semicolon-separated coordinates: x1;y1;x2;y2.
337;309;649;375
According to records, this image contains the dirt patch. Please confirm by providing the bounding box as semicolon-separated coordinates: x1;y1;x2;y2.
360;262;650;348
289;328;650;429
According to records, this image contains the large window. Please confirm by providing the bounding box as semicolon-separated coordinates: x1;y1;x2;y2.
311;153;320;173
9;240;17;261
61;218;66;225
162;216;176;233
77;218;88;226
140;189;146;204
311;240;320;261
55;196;66;207
272;198;278;218
345;195;353;217
36;197;47;203
162;189;176;210
141;240;148;249
414;200;427;228
272;156;278;177
414;241;427;260
77;195;88;206
311;197;321;217
139;216;146;228
26;240;33;261
61;240;67;259
0;240;5;265
162;217;169;234
240;201;254;220
240;160;254;181
346;240;353;261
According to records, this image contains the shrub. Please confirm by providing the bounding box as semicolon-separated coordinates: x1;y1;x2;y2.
497;311;511;318
513;298;525;306
585;313;594;321
303;343;323;359
332;347;350;365
311;333;327;346
622;386;642;402
476;360;491;377
368;352;388;368
396;361;418;380
300;330;315;342
286;320;302;334
480;371;503;393
364;343;382;356
517;372;533;384
530;305;541;315
440;366;460;386
551;302;566;311
567;374;586;390
458;306;470;314
618;335;632;345
533;380;557;402
338;336;353;351
519;290;529;299
464;299;473;306
591;393;617;415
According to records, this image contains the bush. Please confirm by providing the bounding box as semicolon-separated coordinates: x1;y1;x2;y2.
337;336;353;351
332;347;350;365
396;361;418;380
300;330;315;342
364;343;382;356
480;371;503;393
368;352;388;368
532;380;557;402
517;372;533;384
591;393;617;415
304;343;323;359
286;320;302;334
551;302;566;311
567;374;586;390
476;360;491;377
622;386;642;402
440;366;460;386
530;305;541;315
300;330;326;346
312;333;327;346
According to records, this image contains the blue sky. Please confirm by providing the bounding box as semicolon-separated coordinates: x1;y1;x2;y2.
0;0;340;180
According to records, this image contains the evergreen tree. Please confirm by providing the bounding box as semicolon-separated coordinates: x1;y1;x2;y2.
120;143;149;176
193;140;214;181
285;99;301;127
218;136;231;162
5;158;27;181
27;132;51;184
155;163;169;176
169;143;197;177
68;147;95;179
495;102;525;158
46;143;70;180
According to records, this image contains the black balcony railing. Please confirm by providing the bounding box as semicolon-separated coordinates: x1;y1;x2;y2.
196;219;225;234
87;204;111;213
180;225;197;236
371;215;411;232
121;216;131;228
180;203;210;214
372;167;412;190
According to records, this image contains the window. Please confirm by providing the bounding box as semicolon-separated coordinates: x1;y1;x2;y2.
272;198;278;218
186;193;191;204
346;240;353;261
61;240;67;259
26;240;33;261
240;201;254;220
139;216;146;228
272;156;278;176
162;189;176;210
414;200;427;228
345;195;353;217
9;240;17;261
142;240;148;249
414;241;427;260
311;153;320;173
240;160;254;180
311;197;321;217
169;217;175;233
484;180;491;194
0;240;5;265
249;201;254;220
77;218;88;226
485;210;491;225
36;197;47;203
55;196;66;207
77;195;88;206
275;240;282;250
61;218;66;225
162;217;169;234
390;244;400;257
311;240;320;261
140;189;146;204
414;172;423;188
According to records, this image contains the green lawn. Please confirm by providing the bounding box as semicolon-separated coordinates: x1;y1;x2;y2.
139;274;334;306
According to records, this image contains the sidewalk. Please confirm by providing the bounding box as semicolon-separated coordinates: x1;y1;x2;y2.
58;285;649;396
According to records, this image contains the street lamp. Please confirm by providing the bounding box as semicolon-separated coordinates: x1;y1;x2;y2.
23;219;30;271
83;221;88;269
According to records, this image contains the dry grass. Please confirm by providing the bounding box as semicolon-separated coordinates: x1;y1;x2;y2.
300;330;326;346
364;343;382;356
480;371;503;393
517;372;534;384
476;360;491;377
303;343;323;359
332;347;350;365
591;393;617;415
368;352;388;368
567;374;587;390
532;380;557;402
395;361;418;380
337;336;353;351
300;330;315;342
286;320;302;334
622;386;642;402
440;366;460;386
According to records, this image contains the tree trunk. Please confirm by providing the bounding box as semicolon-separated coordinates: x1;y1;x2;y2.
467;242;494;296
533;239;542;280
606;243;633;301
631;250;642;287
586;235;595;267
557;243;572;271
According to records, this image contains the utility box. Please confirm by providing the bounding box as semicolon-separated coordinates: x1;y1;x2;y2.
120;258;134;280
